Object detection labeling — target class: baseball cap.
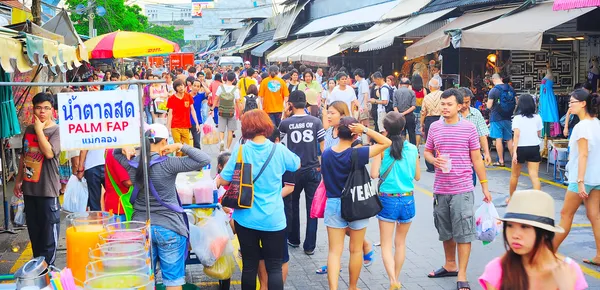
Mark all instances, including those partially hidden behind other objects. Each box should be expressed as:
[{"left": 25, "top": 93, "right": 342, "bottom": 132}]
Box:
[
  {"left": 288, "top": 90, "right": 306, "bottom": 104},
  {"left": 146, "top": 123, "right": 169, "bottom": 140},
  {"left": 244, "top": 61, "right": 251, "bottom": 65}
]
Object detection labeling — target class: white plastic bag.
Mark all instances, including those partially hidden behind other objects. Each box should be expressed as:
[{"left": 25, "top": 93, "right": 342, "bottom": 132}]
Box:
[
  {"left": 475, "top": 202, "right": 502, "bottom": 245},
  {"left": 189, "top": 208, "right": 231, "bottom": 267},
  {"left": 11, "top": 195, "right": 25, "bottom": 226},
  {"left": 63, "top": 175, "right": 89, "bottom": 213}
]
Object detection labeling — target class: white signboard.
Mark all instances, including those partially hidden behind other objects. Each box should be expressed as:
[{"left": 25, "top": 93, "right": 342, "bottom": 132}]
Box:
[{"left": 57, "top": 90, "right": 141, "bottom": 150}]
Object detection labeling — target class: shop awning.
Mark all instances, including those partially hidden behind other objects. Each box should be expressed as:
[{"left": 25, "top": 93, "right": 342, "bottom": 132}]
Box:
[
  {"left": 274, "top": 2, "right": 309, "bottom": 41},
  {"left": 266, "top": 41, "right": 294, "bottom": 62},
  {"left": 288, "top": 28, "right": 342, "bottom": 62},
  {"left": 0, "top": 34, "right": 32, "bottom": 73},
  {"left": 297, "top": 31, "right": 364, "bottom": 66},
  {"left": 406, "top": 7, "right": 515, "bottom": 59},
  {"left": 235, "top": 41, "right": 264, "bottom": 54},
  {"left": 295, "top": 1, "right": 399, "bottom": 35},
  {"left": 553, "top": 0, "right": 600, "bottom": 11},
  {"left": 236, "top": 22, "right": 258, "bottom": 46},
  {"left": 340, "top": 21, "right": 406, "bottom": 50},
  {"left": 251, "top": 40, "right": 276, "bottom": 57},
  {"left": 381, "top": 0, "right": 431, "bottom": 21},
  {"left": 269, "top": 37, "right": 324, "bottom": 62},
  {"left": 459, "top": 2, "right": 596, "bottom": 51},
  {"left": 359, "top": 8, "right": 455, "bottom": 52}
]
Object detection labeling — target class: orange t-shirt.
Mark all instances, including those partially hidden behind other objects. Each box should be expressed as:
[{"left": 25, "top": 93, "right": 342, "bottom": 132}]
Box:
[
  {"left": 167, "top": 93, "right": 194, "bottom": 129},
  {"left": 258, "top": 76, "right": 289, "bottom": 113}
]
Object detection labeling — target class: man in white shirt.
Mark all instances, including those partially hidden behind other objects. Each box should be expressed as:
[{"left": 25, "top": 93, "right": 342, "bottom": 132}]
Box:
[
  {"left": 76, "top": 149, "right": 105, "bottom": 211},
  {"left": 216, "top": 72, "right": 241, "bottom": 151},
  {"left": 327, "top": 72, "right": 358, "bottom": 116},
  {"left": 354, "top": 69, "right": 370, "bottom": 127},
  {"left": 316, "top": 68, "right": 324, "bottom": 85},
  {"left": 369, "top": 72, "right": 391, "bottom": 133}
]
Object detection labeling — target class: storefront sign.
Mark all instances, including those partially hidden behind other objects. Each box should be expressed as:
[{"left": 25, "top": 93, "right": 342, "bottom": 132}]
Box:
[
  {"left": 57, "top": 90, "right": 141, "bottom": 150},
  {"left": 192, "top": 0, "right": 214, "bottom": 18}
]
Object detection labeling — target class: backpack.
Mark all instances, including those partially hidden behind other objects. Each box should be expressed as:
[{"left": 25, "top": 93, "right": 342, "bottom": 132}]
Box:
[
  {"left": 379, "top": 85, "right": 395, "bottom": 113},
  {"left": 494, "top": 84, "right": 516, "bottom": 118},
  {"left": 244, "top": 94, "right": 259, "bottom": 113},
  {"left": 218, "top": 85, "right": 236, "bottom": 118}
]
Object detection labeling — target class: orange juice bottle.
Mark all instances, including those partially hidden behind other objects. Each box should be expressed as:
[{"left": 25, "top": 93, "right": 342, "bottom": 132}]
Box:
[{"left": 66, "top": 212, "right": 113, "bottom": 285}]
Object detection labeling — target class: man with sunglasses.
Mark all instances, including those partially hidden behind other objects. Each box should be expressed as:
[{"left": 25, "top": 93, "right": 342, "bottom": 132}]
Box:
[{"left": 14, "top": 92, "right": 61, "bottom": 265}]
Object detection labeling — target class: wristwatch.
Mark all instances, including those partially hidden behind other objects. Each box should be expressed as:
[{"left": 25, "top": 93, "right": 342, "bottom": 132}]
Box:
[
  {"left": 577, "top": 179, "right": 584, "bottom": 184},
  {"left": 363, "top": 127, "right": 368, "bottom": 134}
]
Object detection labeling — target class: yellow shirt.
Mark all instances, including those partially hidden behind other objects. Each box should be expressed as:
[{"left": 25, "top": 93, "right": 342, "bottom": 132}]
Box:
[{"left": 238, "top": 77, "right": 258, "bottom": 101}]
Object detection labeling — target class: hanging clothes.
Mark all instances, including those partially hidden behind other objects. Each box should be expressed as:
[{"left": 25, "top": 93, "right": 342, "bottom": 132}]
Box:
[{"left": 539, "top": 78, "right": 559, "bottom": 123}]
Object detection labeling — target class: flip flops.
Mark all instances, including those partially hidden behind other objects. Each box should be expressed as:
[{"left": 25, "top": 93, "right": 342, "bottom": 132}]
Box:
[
  {"left": 457, "top": 281, "right": 470, "bottom": 290},
  {"left": 363, "top": 248, "right": 375, "bottom": 267},
  {"left": 583, "top": 258, "right": 600, "bottom": 266},
  {"left": 427, "top": 267, "right": 459, "bottom": 278},
  {"left": 315, "top": 266, "right": 341, "bottom": 275}
]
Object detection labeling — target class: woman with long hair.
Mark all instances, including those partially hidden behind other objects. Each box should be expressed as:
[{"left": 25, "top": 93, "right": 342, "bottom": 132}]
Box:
[
  {"left": 508, "top": 94, "right": 543, "bottom": 202},
  {"left": 370, "top": 112, "right": 420, "bottom": 290},
  {"left": 288, "top": 69, "right": 301, "bottom": 93},
  {"left": 217, "top": 110, "right": 300, "bottom": 290},
  {"left": 114, "top": 123, "right": 210, "bottom": 290},
  {"left": 479, "top": 190, "right": 587, "bottom": 290},
  {"left": 321, "top": 117, "right": 391, "bottom": 290},
  {"left": 322, "top": 78, "right": 336, "bottom": 107},
  {"left": 553, "top": 89, "right": 600, "bottom": 266},
  {"left": 411, "top": 74, "right": 426, "bottom": 145}
]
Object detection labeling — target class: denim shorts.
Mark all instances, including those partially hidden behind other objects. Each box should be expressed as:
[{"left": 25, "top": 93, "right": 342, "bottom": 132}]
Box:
[
  {"left": 151, "top": 225, "right": 187, "bottom": 287},
  {"left": 376, "top": 195, "right": 416, "bottom": 223},
  {"left": 324, "top": 198, "right": 370, "bottom": 230},
  {"left": 490, "top": 120, "right": 513, "bottom": 141},
  {"left": 567, "top": 183, "right": 600, "bottom": 193}
]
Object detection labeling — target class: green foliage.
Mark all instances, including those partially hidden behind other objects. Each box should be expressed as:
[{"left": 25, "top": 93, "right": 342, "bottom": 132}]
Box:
[{"left": 65, "top": 0, "right": 184, "bottom": 48}]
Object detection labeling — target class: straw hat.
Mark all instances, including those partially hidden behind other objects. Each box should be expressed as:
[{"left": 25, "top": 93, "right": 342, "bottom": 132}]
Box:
[
  {"left": 498, "top": 190, "right": 564, "bottom": 233},
  {"left": 304, "top": 89, "right": 318, "bottom": 106}
]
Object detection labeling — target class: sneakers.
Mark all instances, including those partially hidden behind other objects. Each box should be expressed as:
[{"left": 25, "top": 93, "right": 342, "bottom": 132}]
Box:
[
  {"left": 287, "top": 241, "right": 300, "bottom": 248},
  {"left": 304, "top": 249, "right": 315, "bottom": 255}
]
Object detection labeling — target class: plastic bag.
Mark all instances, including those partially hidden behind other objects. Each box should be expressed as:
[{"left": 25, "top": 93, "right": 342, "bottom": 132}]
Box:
[
  {"left": 475, "top": 202, "right": 502, "bottom": 245},
  {"left": 201, "top": 118, "right": 220, "bottom": 145},
  {"left": 63, "top": 175, "right": 89, "bottom": 213},
  {"left": 310, "top": 180, "right": 326, "bottom": 219},
  {"left": 11, "top": 195, "right": 25, "bottom": 226},
  {"left": 201, "top": 100, "right": 210, "bottom": 124},
  {"left": 203, "top": 254, "right": 235, "bottom": 280},
  {"left": 189, "top": 209, "right": 231, "bottom": 266}
]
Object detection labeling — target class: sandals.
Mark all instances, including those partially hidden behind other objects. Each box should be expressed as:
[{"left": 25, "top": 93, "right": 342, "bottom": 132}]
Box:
[
  {"left": 315, "top": 265, "right": 342, "bottom": 275},
  {"left": 457, "top": 281, "right": 470, "bottom": 290},
  {"left": 492, "top": 162, "right": 505, "bottom": 167},
  {"left": 428, "top": 267, "right": 458, "bottom": 278},
  {"left": 363, "top": 247, "right": 375, "bottom": 267},
  {"left": 583, "top": 258, "right": 600, "bottom": 266}
]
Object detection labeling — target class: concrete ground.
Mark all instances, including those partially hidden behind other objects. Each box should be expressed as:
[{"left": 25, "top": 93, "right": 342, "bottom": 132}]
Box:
[{"left": 1, "top": 142, "right": 600, "bottom": 289}]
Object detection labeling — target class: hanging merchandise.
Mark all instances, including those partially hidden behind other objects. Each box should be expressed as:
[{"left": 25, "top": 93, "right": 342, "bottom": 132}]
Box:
[{"left": 539, "top": 78, "right": 559, "bottom": 123}]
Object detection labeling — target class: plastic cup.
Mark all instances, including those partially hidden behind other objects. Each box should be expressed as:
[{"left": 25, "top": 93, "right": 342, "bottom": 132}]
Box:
[
  {"left": 89, "top": 241, "right": 148, "bottom": 261},
  {"left": 440, "top": 153, "right": 452, "bottom": 173},
  {"left": 98, "top": 230, "right": 147, "bottom": 245},
  {"left": 84, "top": 273, "right": 153, "bottom": 289},
  {"left": 85, "top": 258, "right": 150, "bottom": 279}
]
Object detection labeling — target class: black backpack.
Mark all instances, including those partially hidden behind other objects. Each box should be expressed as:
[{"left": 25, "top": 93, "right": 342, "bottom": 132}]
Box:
[
  {"left": 379, "top": 85, "right": 395, "bottom": 113},
  {"left": 244, "top": 94, "right": 259, "bottom": 113}
]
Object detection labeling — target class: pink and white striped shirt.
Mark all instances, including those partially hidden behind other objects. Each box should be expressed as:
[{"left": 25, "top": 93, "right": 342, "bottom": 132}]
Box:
[{"left": 425, "top": 119, "right": 480, "bottom": 195}]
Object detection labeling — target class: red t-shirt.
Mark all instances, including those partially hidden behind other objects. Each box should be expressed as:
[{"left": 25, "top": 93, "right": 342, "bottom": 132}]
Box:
[
  {"left": 167, "top": 93, "right": 194, "bottom": 129},
  {"left": 104, "top": 149, "right": 131, "bottom": 216}
]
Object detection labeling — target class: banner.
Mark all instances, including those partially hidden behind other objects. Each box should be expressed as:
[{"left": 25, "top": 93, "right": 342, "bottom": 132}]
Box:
[
  {"left": 58, "top": 90, "right": 141, "bottom": 150},
  {"left": 192, "top": 0, "right": 214, "bottom": 18}
]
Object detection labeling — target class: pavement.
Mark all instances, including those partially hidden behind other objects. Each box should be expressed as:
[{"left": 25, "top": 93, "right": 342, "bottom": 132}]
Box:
[{"left": 1, "top": 142, "right": 600, "bottom": 289}]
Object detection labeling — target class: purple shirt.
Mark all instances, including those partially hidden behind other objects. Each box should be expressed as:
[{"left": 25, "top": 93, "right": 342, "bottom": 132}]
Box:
[{"left": 425, "top": 119, "right": 480, "bottom": 194}]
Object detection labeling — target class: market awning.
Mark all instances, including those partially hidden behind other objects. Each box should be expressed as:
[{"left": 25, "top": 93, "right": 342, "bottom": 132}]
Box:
[
  {"left": 381, "top": 0, "right": 430, "bottom": 21},
  {"left": 236, "top": 22, "right": 258, "bottom": 46},
  {"left": 295, "top": 1, "right": 399, "bottom": 35},
  {"left": 269, "top": 37, "right": 324, "bottom": 62},
  {"left": 554, "top": 0, "right": 600, "bottom": 11},
  {"left": 235, "top": 41, "right": 264, "bottom": 54},
  {"left": 266, "top": 41, "right": 294, "bottom": 62},
  {"left": 251, "top": 40, "right": 276, "bottom": 57},
  {"left": 340, "top": 21, "right": 405, "bottom": 50},
  {"left": 296, "top": 31, "right": 364, "bottom": 66},
  {"left": 273, "top": 2, "right": 309, "bottom": 41},
  {"left": 288, "top": 28, "right": 342, "bottom": 62},
  {"left": 359, "top": 8, "right": 455, "bottom": 52},
  {"left": 0, "top": 34, "right": 32, "bottom": 73},
  {"left": 459, "top": 2, "right": 596, "bottom": 51},
  {"left": 406, "top": 7, "right": 515, "bottom": 59}
]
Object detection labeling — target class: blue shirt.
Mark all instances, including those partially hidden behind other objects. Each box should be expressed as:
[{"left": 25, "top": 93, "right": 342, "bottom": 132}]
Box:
[
  {"left": 191, "top": 92, "right": 206, "bottom": 125},
  {"left": 379, "top": 141, "right": 418, "bottom": 194},
  {"left": 220, "top": 140, "right": 300, "bottom": 231},
  {"left": 322, "top": 147, "right": 370, "bottom": 198}
]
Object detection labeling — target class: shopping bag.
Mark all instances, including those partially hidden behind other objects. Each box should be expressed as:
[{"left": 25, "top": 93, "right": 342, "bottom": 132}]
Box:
[
  {"left": 310, "top": 180, "right": 326, "bottom": 219},
  {"left": 201, "top": 118, "right": 220, "bottom": 145},
  {"left": 63, "top": 175, "right": 89, "bottom": 213},
  {"left": 189, "top": 209, "right": 231, "bottom": 267},
  {"left": 341, "top": 149, "right": 382, "bottom": 222},
  {"left": 475, "top": 202, "right": 502, "bottom": 245},
  {"left": 11, "top": 195, "right": 25, "bottom": 226},
  {"left": 203, "top": 253, "right": 235, "bottom": 280}
]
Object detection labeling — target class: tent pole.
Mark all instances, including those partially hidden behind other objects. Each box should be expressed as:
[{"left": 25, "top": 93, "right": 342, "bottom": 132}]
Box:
[
  {"left": 137, "top": 83, "right": 154, "bottom": 271},
  {"left": 0, "top": 139, "right": 17, "bottom": 235}
]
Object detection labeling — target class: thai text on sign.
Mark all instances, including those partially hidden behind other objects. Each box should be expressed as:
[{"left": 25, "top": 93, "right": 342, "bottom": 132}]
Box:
[{"left": 57, "top": 90, "right": 141, "bottom": 150}]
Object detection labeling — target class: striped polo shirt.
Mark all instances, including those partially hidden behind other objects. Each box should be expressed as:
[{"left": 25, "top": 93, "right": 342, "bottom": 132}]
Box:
[{"left": 425, "top": 119, "right": 481, "bottom": 195}]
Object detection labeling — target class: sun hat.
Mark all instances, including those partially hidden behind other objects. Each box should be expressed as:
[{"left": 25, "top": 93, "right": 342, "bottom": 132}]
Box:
[
  {"left": 498, "top": 190, "right": 564, "bottom": 233},
  {"left": 146, "top": 123, "right": 169, "bottom": 140},
  {"left": 304, "top": 89, "right": 318, "bottom": 105}
]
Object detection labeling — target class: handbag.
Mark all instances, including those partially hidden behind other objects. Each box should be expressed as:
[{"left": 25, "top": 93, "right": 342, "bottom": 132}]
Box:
[
  {"left": 341, "top": 149, "right": 382, "bottom": 222},
  {"left": 221, "top": 144, "right": 277, "bottom": 209},
  {"left": 310, "top": 180, "right": 326, "bottom": 219},
  {"left": 377, "top": 160, "right": 397, "bottom": 192}
]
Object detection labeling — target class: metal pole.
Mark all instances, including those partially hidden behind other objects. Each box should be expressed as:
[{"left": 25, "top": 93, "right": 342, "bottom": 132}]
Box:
[
  {"left": 0, "top": 139, "right": 17, "bottom": 234},
  {"left": 136, "top": 84, "right": 154, "bottom": 272},
  {"left": 0, "top": 80, "right": 164, "bottom": 87},
  {"left": 88, "top": 0, "right": 95, "bottom": 38}
]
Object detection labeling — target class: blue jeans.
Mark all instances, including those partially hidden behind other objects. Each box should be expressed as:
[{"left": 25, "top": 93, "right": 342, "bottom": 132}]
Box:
[
  {"left": 286, "top": 167, "right": 320, "bottom": 251},
  {"left": 84, "top": 165, "right": 105, "bottom": 211},
  {"left": 144, "top": 106, "right": 153, "bottom": 124},
  {"left": 151, "top": 225, "right": 187, "bottom": 287},
  {"left": 376, "top": 195, "right": 416, "bottom": 223}
]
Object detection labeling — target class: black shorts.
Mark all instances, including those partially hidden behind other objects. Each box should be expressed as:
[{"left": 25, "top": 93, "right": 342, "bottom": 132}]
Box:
[{"left": 516, "top": 145, "right": 541, "bottom": 163}]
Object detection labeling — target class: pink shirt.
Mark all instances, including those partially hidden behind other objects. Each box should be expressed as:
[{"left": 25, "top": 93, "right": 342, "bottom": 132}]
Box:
[
  {"left": 479, "top": 257, "right": 588, "bottom": 290},
  {"left": 425, "top": 119, "right": 480, "bottom": 194}
]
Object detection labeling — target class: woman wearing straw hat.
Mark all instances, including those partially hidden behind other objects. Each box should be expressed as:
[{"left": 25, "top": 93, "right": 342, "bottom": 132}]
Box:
[
  {"left": 479, "top": 190, "right": 588, "bottom": 290},
  {"left": 553, "top": 89, "right": 600, "bottom": 266}
]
